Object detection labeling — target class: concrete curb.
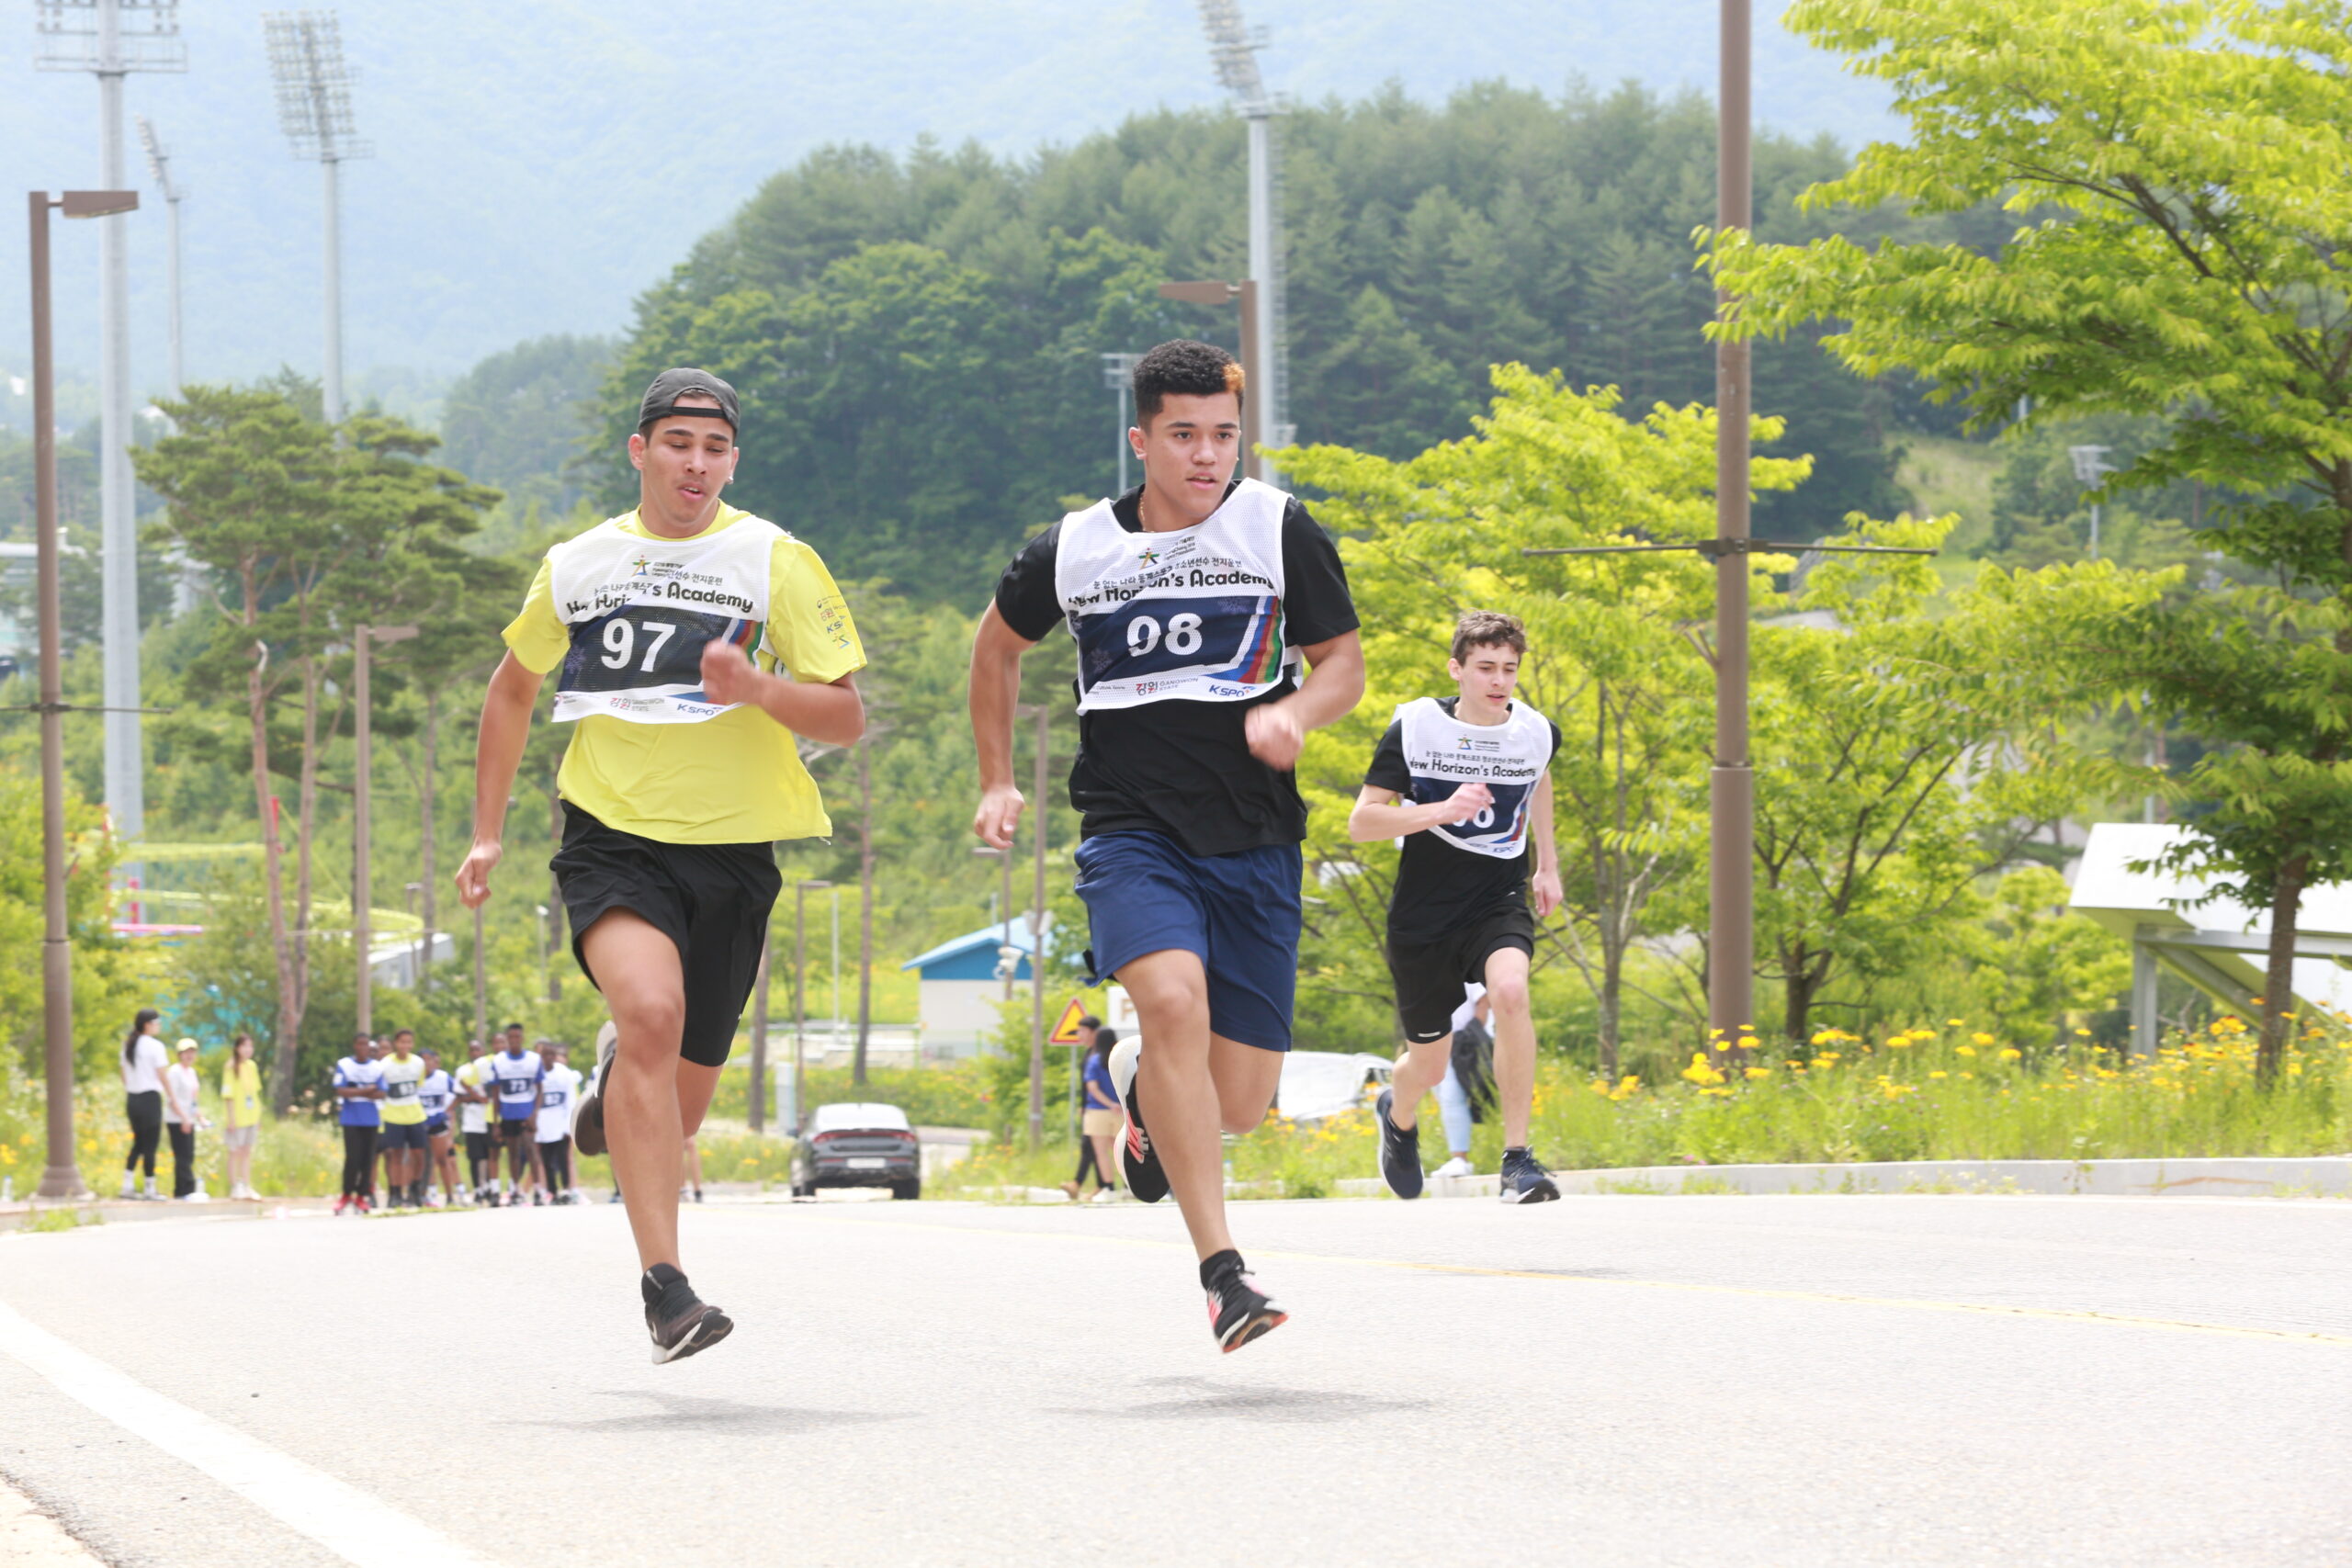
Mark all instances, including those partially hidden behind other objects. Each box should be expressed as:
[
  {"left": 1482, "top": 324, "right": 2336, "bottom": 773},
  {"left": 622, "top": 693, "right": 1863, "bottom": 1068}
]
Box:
[{"left": 1335, "top": 1156, "right": 2352, "bottom": 1200}]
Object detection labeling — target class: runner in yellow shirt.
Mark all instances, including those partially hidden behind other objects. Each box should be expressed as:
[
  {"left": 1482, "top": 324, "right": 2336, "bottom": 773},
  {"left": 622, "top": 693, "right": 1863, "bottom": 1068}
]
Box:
[{"left": 456, "top": 368, "right": 865, "bottom": 1362}]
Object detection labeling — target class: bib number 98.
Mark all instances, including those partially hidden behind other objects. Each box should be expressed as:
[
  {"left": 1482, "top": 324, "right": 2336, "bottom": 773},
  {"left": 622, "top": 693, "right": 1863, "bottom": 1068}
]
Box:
[{"left": 1125, "top": 612, "right": 1203, "bottom": 660}]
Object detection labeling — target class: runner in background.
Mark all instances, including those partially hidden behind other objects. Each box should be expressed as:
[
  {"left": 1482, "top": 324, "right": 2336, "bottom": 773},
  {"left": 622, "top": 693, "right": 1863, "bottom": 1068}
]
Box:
[
  {"left": 459, "top": 368, "right": 865, "bottom": 1360},
  {"left": 418, "top": 1048, "right": 460, "bottom": 1207},
  {"left": 1430, "top": 987, "right": 1491, "bottom": 1180},
  {"left": 376, "top": 1030, "right": 430, "bottom": 1209},
  {"left": 453, "top": 1039, "right": 495, "bottom": 1204},
  {"left": 332, "top": 1035, "right": 383, "bottom": 1215},
  {"left": 487, "top": 1028, "right": 546, "bottom": 1206},
  {"left": 1349, "top": 610, "right": 1563, "bottom": 1205},
  {"left": 537, "top": 1041, "right": 583, "bottom": 1204},
  {"left": 969, "top": 340, "right": 1363, "bottom": 1351}
]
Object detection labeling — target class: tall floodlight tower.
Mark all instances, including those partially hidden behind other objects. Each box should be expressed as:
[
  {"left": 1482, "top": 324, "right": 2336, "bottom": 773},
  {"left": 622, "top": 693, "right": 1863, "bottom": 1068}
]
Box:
[
  {"left": 1196, "top": 1, "right": 1290, "bottom": 481},
  {"left": 135, "top": 116, "right": 184, "bottom": 396},
  {"left": 37, "top": 0, "right": 185, "bottom": 851},
  {"left": 264, "top": 11, "right": 369, "bottom": 424}
]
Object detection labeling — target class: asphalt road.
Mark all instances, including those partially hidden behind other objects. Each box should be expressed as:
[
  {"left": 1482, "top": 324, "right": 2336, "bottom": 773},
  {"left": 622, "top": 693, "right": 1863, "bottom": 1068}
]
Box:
[{"left": 4, "top": 1193, "right": 2349, "bottom": 1568}]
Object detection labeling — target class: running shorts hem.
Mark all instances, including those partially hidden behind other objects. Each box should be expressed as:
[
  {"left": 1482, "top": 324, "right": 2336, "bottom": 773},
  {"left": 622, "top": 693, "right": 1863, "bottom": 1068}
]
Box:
[
  {"left": 552, "top": 803, "right": 780, "bottom": 1069},
  {"left": 1074, "top": 830, "right": 1301, "bottom": 1053},
  {"left": 376, "top": 1121, "right": 430, "bottom": 1153},
  {"left": 496, "top": 1116, "right": 534, "bottom": 1141},
  {"left": 1389, "top": 904, "right": 1535, "bottom": 1040}
]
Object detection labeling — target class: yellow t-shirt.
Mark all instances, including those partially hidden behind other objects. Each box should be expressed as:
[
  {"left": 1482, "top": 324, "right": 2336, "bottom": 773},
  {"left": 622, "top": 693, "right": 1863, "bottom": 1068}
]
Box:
[
  {"left": 503, "top": 505, "right": 865, "bottom": 844},
  {"left": 220, "top": 1058, "right": 262, "bottom": 1128}
]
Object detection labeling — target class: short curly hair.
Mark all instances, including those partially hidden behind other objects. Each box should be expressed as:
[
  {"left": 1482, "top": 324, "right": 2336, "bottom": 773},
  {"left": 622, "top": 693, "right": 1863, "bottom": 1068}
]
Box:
[
  {"left": 1133, "top": 338, "right": 1246, "bottom": 423},
  {"left": 1450, "top": 610, "right": 1527, "bottom": 663}
]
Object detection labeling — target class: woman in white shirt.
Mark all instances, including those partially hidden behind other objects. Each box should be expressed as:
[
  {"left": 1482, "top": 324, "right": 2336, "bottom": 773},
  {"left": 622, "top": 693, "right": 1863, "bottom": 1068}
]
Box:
[
  {"left": 164, "top": 1038, "right": 206, "bottom": 1201},
  {"left": 118, "top": 1009, "right": 168, "bottom": 1200}
]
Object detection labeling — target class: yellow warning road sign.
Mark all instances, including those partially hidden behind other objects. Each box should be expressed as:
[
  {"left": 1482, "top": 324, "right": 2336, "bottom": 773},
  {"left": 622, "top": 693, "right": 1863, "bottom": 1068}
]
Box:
[{"left": 1047, "top": 997, "right": 1091, "bottom": 1045}]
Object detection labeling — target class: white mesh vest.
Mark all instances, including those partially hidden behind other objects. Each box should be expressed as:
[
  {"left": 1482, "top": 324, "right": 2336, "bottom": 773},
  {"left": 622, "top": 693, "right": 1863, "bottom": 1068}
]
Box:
[
  {"left": 546, "top": 514, "right": 779, "bottom": 725},
  {"left": 1051, "top": 479, "right": 1296, "bottom": 713},
  {"left": 1395, "top": 696, "right": 1553, "bottom": 860}
]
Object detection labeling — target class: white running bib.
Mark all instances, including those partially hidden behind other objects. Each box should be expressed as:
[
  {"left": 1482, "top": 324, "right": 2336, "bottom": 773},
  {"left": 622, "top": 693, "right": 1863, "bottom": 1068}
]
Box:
[
  {"left": 1396, "top": 696, "right": 1554, "bottom": 860},
  {"left": 1052, "top": 479, "right": 1296, "bottom": 713},
  {"left": 547, "top": 514, "right": 781, "bottom": 726}
]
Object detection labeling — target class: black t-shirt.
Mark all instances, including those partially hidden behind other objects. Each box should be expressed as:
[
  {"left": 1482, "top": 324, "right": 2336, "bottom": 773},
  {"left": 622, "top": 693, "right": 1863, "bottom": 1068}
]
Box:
[
  {"left": 1363, "top": 697, "right": 1562, "bottom": 945},
  {"left": 993, "top": 483, "right": 1359, "bottom": 858}
]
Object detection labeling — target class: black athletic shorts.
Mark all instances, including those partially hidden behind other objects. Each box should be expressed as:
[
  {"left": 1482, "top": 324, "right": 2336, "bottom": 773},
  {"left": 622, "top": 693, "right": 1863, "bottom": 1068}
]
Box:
[
  {"left": 551, "top": 803, "right": 780, "bottom": 1069},
  {"left": 463, "top": 1130, "right": 492, "bottom": 1163},
  {"left": 497, "top": 1116, "right": 533, "bottom": 1141},
  {"left": 1388, "top": 903, "right": 1534, "bottom": 1042},
  {"left": 377, "top": 1121, "right": 429, "bottom": 1153}
]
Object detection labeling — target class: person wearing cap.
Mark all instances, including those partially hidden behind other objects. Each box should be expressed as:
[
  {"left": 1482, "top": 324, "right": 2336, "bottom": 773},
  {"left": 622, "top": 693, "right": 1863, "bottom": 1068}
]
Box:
[
  {"left": 163, "top": 1037, "right": 208, "bottom": 1201},
  {"left": 456, "top": 367, "right": 865, "bottom": 1361}
]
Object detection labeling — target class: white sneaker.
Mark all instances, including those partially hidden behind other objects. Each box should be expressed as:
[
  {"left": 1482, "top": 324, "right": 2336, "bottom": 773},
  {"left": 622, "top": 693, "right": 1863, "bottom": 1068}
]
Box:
[
  {"left": 1431, "top": 1156, "right": 1475, "bottom": 1180},
  {"left": 1089, "top": 1186, "right": 1119, "bottom": 1203}
]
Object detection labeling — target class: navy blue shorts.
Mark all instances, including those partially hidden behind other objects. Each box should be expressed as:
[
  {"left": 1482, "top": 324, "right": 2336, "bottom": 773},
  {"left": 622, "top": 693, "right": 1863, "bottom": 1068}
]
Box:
[{"left": 1073, "top": 831, "right": 1302, "bottom": 1052}]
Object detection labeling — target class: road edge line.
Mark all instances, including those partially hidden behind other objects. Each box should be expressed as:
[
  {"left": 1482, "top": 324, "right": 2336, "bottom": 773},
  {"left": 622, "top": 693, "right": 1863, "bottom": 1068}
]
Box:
[{"left": 0, "top": 1300, "right": 502, "bottom": 1568}]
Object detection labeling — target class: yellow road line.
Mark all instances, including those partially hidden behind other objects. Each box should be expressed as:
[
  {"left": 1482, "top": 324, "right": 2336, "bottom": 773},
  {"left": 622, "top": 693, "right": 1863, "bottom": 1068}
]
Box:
[{"left": 761, "top": 1209, "right": 2352, "bottom": 1348}]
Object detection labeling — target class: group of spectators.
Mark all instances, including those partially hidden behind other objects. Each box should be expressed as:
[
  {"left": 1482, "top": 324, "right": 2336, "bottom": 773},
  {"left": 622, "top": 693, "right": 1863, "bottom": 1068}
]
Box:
[
  {"left": 330, "top": 1022, "right": 589, "bottom": 1214},
  {"left": 117, "top": 1008, "right": 264, "bottom": 1201}
]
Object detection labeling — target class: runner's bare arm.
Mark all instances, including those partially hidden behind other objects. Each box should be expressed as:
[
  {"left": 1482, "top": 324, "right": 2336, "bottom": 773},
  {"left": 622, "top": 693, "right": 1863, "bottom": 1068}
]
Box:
[
  {"left": 1244, "top": 629, "right": 1365, "bottom": 770},
  {"left": 455, "top": 651, "right": 544, "bottom": 909},
  {"left": 696, "top": 643, "right": 864, "bottom": 747},
  {"left": 1345, "top": 781, "right": 1493, "bottom": 841},
  {"left": 968, "top": 602, "right": 1038, "bottom": 850},
  {"left": 1528, "top": 770, "right": 1562, "bottom": 919}
]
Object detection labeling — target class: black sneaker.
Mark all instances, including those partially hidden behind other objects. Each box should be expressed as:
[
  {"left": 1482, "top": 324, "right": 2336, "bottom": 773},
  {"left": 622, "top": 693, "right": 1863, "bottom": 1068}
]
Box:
[
  {"left": 1108, "top": 1036, "right": 1169, "bottom": 1204},
  {"left": 572, "top": 1029, "right": 619, "bottom": 1157},
  {"left": 1203, "top": 1254, "right": 1286, "bottom": 1354},
  {"left": 1498, "top": 1148, "right": 1561, "bottom": 1205},
  {"left": 1374, "top": 1089, "right": 1423, "bottom": 1201},
  {"left": 644, "top": 1269, "right": 733, "bottom": 1365}
]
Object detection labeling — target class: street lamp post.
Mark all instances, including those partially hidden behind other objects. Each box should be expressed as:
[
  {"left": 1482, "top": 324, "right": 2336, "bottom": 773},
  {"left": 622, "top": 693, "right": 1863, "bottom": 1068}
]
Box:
[
  {"left": 789, "top": 879, "right": 833, "bottom": 1136},
  {"left": 975, "top": 845, "right": 1014, "bottom": 1010},
  {"left": 351, "top": 621, "right": 415, "bottom": 1038},
  {"left": 1157, "top": 280, "right": 1263, "bottom": 481},
  {"left": 28, "top": 187, "right": 139, "bottom": 1201},
  {"left": 1029, "top": 703, "right": 1049, "bottom": 1153},
  {"left": 748, "top": 919, "right": 772, "bottom": 1134}
]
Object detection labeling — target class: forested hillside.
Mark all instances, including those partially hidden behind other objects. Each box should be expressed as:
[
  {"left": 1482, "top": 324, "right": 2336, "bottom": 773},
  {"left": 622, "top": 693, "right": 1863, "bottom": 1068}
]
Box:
[{"left": 592, "top": 83, "right": 2001, "bottom": 604}]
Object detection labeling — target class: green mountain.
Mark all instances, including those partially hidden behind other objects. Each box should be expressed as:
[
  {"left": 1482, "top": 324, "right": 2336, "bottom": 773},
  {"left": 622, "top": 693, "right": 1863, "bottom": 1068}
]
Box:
[{"left": 0, "top": 0, "right": 1890, "bottom": 414}]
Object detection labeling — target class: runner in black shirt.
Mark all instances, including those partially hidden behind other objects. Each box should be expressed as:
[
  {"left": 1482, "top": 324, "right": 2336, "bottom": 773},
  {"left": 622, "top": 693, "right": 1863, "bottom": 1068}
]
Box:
[
  {"left": 1350, "top": 611, "right": 1563, "bottom": 1203},
  {"left": 971, "top": 340, "right": 1363, "bottom": 1352}
]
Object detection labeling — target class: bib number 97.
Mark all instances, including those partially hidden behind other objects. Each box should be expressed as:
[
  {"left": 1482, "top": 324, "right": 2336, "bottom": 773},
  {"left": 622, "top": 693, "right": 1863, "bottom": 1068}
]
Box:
[
  {"left": 601, "top": 616, "right": 679, "bottom": 673},
  {"left": 1125, "top": 612, "right": 1203, "bottom": 660}
]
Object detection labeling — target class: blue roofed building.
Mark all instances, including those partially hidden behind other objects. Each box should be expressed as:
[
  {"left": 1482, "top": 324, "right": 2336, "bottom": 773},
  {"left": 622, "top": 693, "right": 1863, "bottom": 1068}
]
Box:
[{"left": 899, "top": 918, "right": 1051, "bottom": 1057}]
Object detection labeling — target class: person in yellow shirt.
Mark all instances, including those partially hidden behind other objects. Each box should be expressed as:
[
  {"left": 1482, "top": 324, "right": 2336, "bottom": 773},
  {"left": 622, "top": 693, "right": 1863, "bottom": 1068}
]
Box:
[
  {"left": 456, "top": 368, "right": 865, "bottom": 1363},
  {"left": 375, "top": 1029, "right": 430, "bottom": 1209},
  {"left": 220, "top": 1032, "right": 263, "bottom": 1200}
]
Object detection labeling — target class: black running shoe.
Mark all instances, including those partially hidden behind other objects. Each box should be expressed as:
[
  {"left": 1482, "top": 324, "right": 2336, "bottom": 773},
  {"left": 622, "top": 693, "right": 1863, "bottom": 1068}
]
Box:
[
  {"left": 572, "top": 1028, "right": 619, "bottom": 1157},
  {"left": 1203, "top": 1256, "right": 1286, "bottom": 1353},
  {"left": 1374, "top": 1089, "right": 1424, "bottom": 1200},
  {"left": 644, "top": 1270, "right": 733, "bottom": 1365},
  {"left": 1109, "top": 1036, "right": 1169, "bottom": 1204},
  {"left": 1498, "top": 1148, "right": 1561, "bottom": 1205}
]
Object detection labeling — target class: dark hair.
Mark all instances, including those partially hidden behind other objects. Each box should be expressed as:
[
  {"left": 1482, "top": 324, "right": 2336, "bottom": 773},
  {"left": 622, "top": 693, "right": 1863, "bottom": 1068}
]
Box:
[
  {"left": 1089, "top": 1025, "right": 1119, "bottom": 1061},
  {"left": 1451, "top": 610, "right": 1528, "bottom": 663},
  {"left": 1078, "top": 1015, "right": 1102, "bottom": 1031},
  {"left": 504, "top": 1021, "right": 525, "bottom": 1033},
  {"left": 122, "top": 1008, "right": 160, "bottom": 1066},
  {"left": 231, "top": 1032, "right": 255, "bottom": 1062},
  {"left": 1133, "top": 339, "right": 1244, "bottom": 424},
  {"left": 390, "top": 1028, "right": 414, "bottom": 1043}
]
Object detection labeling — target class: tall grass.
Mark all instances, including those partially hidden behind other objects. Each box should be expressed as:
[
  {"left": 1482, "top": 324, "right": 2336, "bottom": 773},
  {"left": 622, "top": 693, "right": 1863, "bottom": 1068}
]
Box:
[{"left": 933, "top": 1015, "right": 2352, "bottom": 1197}]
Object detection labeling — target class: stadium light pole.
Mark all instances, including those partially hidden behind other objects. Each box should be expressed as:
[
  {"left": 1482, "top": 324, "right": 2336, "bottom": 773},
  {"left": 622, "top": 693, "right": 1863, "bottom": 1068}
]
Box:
[
  {"left": 1195, "top": 1, "right": 1290, "bottom": 479},
  {"left": 975, "top": 845, "right": 1014, "bottom": 1008},
  {"left": 749, "top": 918, "right": 773, "bottom": 1134},
  {"left": 133, "top": 116, "right": 182, "bottom": 397},
  {"left": 29, "top": 187, "right": 140, "bottom": 1201},
  {"left": 1100, "top": 352, "right": 1141, "bottom": 494},
  {"left": 2068, "top": 444, "right": 2115, "bottom": 561},
  {"left": 1029, "top": 702, "right": 1050, "bottom": 1154},
  {"left": 37, "top": 1, "right": 184, "bottom": 868},
  {"left": 1158, "top": 280, "right": 1261, "bottom": 481},
  {"left": 264, "top": 10, "right": 369, "bottom": 425},
  {"left": 350, "top": 621, "right": 414, "bottom": 1038}
]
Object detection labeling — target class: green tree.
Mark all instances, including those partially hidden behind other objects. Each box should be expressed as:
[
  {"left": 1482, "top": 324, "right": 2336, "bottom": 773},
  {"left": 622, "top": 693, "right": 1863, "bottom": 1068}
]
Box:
[
  {"left": 1713, "top": 0, "right": 2352, "bottom": 1078},
  {"left": 438, "top": 333, "right": 613, "bottom": 513}
]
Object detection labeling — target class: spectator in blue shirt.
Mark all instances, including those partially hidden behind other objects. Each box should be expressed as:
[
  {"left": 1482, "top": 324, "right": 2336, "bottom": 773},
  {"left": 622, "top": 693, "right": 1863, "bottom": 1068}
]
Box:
[
  {"left": 1065, "top": 1020, "right": 1120, "bottom": 1202},
  {"left": 332, "top": 1034, "right": 384, "bottom": 1214}
]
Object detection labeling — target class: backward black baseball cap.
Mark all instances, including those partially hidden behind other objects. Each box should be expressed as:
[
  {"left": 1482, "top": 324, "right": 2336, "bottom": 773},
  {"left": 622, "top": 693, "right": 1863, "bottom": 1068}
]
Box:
[{"left": 637, "top": 368, "right": 741, "bottom": 436}]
